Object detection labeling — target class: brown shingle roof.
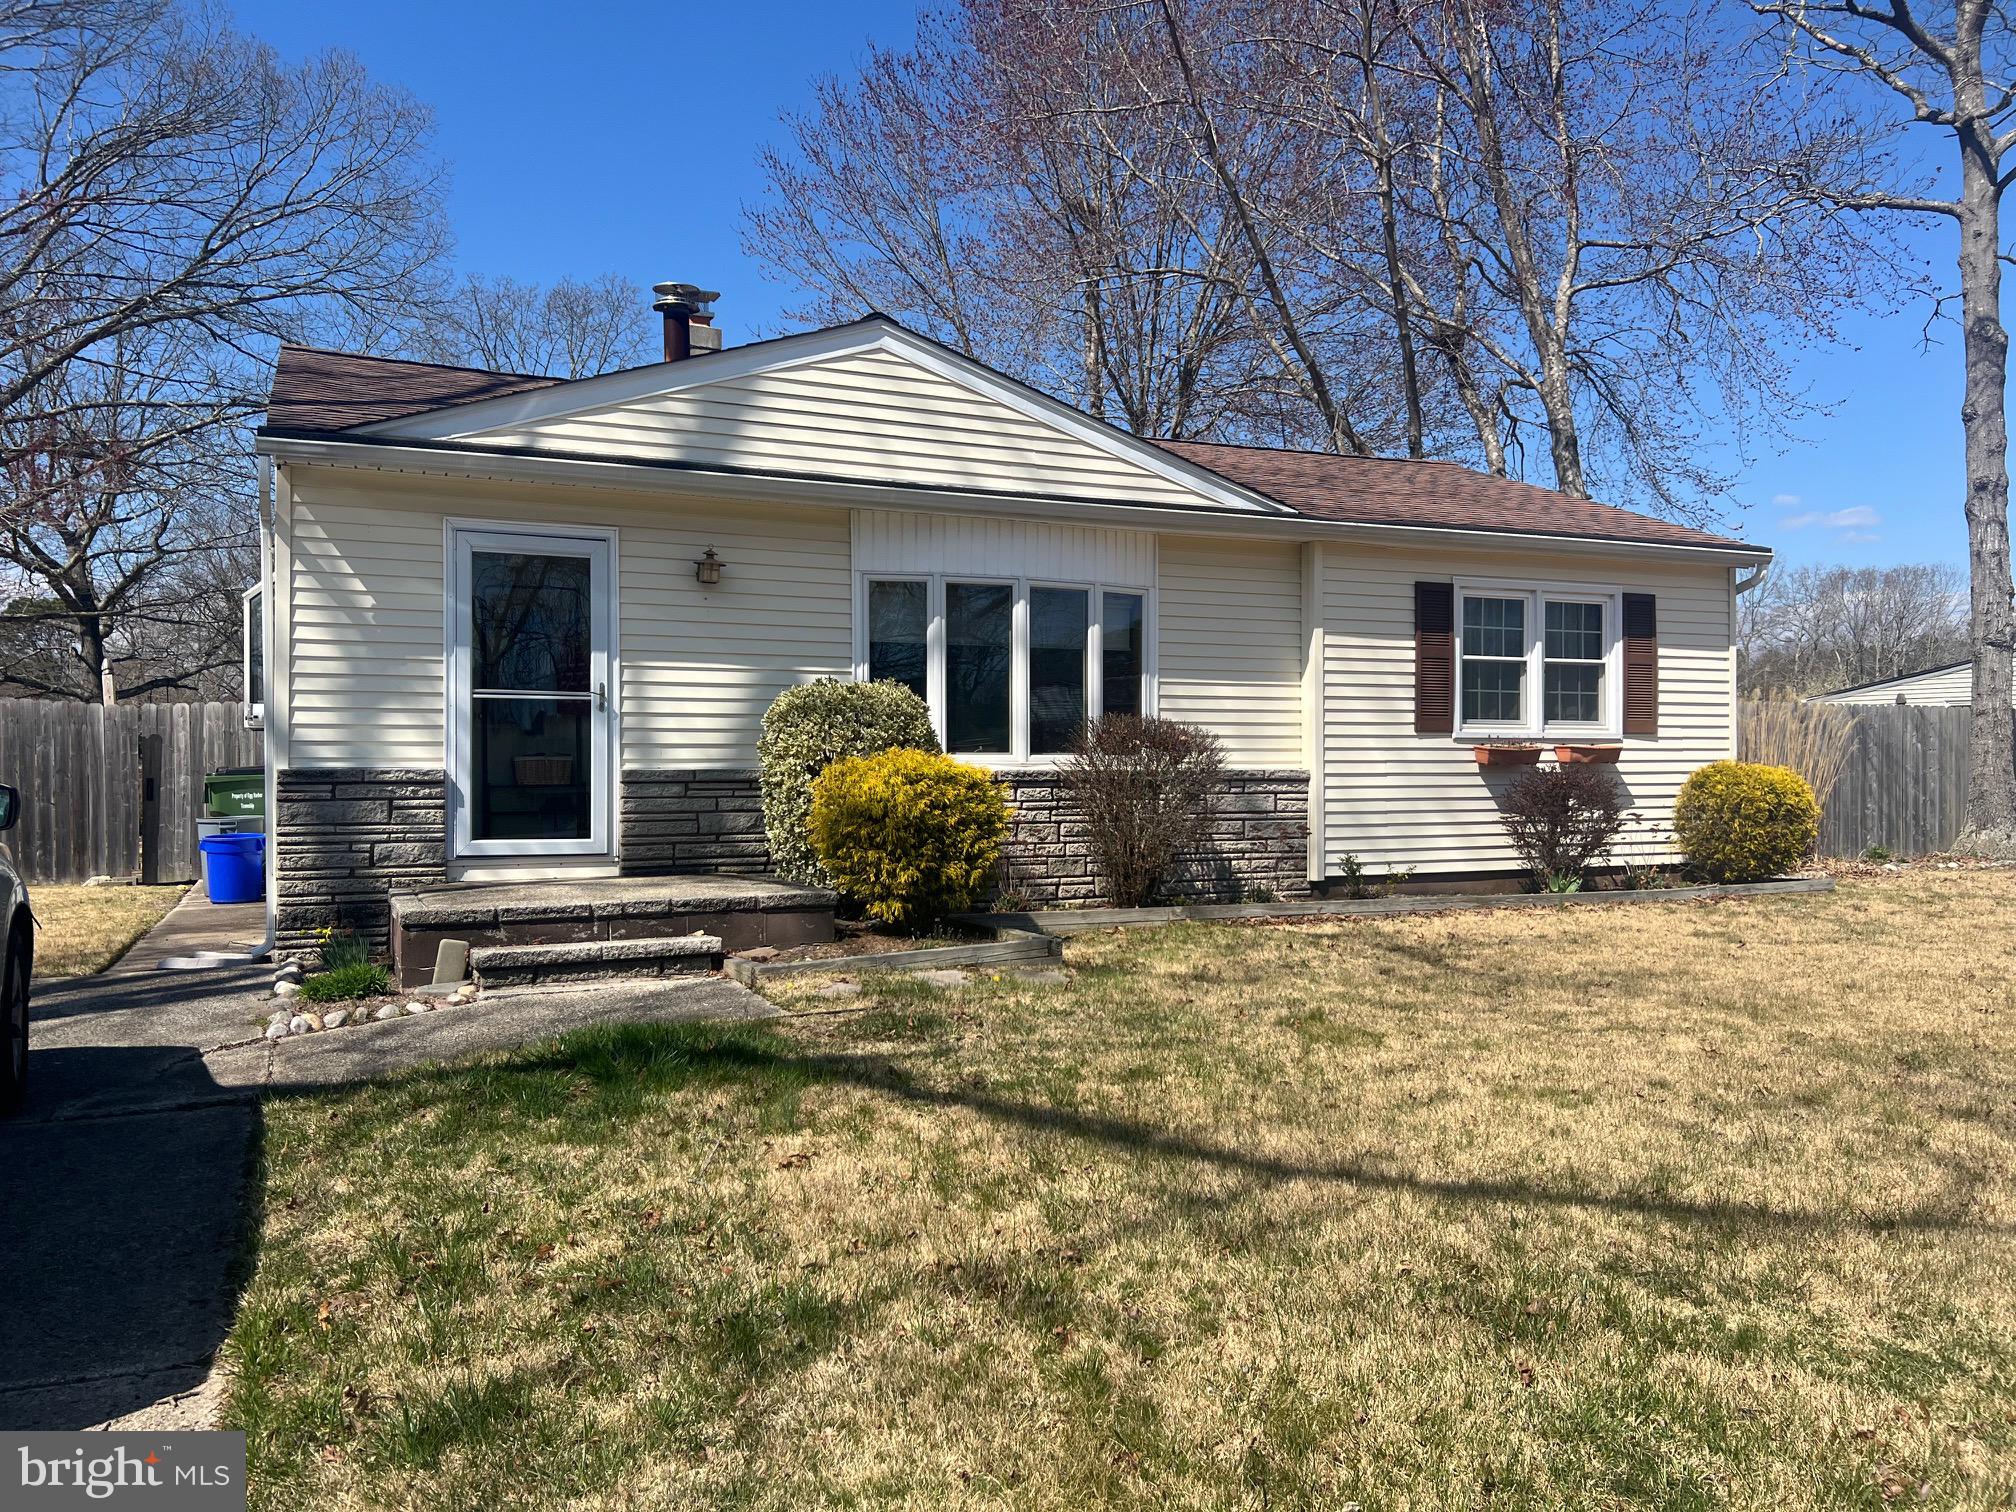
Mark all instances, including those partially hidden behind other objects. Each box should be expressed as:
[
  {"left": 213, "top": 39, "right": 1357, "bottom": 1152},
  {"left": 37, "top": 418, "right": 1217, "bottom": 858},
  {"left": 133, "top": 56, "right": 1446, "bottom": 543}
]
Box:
[
  {"left": 1156, "top": 439, "right": 1759, "bottom": 553},
  {"left": 266, "top": 345, "right": 562, "bottom": 432}
]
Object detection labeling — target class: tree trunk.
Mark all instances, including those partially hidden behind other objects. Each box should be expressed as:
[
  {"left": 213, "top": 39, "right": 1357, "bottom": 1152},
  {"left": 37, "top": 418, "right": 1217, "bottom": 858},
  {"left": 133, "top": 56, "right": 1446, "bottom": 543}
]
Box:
[{"left": 1953, "top": 100, "right": 2016, "bottom": 851}]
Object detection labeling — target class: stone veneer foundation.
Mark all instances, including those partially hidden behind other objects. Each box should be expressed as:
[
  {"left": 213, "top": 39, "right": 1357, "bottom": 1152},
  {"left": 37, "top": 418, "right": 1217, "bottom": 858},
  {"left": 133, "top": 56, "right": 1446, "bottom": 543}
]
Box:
[
  {"left": 619, "top": 769, "right": 769, "bottom": 874},
  {"left": 996, "top": 769, "right": 1311, "bottom": 907},
  {"left": 275, "top": 768, "right": 448, "bottom": 956},
  {"left": 274, "top": 765, "right": 1311, "bottom": 954}
]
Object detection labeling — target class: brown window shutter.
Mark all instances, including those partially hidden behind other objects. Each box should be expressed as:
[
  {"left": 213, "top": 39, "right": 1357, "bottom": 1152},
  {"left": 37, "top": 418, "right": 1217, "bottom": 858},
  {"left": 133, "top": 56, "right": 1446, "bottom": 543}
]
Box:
[
  {"left": 1414, "top": 581, "right": 1455, "bottom": 734},
  {"left": 1622, "top": 592, "right": 1658, "bottom": 735}
]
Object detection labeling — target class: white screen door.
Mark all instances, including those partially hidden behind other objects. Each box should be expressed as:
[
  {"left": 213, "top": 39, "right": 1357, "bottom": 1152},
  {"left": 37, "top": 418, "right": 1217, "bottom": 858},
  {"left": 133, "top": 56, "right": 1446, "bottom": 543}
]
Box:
[{"left": 447, "top": 526, "right": 613, "bottom": 858}]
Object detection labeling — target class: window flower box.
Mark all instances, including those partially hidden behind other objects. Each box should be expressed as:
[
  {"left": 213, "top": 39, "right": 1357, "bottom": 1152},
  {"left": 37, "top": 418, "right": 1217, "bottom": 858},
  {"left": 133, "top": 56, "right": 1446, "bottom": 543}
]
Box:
[
  {"left": 1554, "top": 743, "right": 1622, "bottom": 765},
  {"left": 1473, "top": 743, "right": 1543, "bottom": 767}
]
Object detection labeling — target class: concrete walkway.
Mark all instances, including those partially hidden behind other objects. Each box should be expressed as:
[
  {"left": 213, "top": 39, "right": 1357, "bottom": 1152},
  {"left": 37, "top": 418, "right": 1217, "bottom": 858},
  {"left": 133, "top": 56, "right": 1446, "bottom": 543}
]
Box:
[{"left": 0, "top": 892, "right": 776, "bottom": 1431}]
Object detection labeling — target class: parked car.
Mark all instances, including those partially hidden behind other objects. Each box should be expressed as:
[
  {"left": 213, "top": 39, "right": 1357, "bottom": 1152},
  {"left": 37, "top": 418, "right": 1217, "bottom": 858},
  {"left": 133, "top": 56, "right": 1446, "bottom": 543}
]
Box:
[{"left": 0, "top": 785, "right": 29, "bottom": 1115}]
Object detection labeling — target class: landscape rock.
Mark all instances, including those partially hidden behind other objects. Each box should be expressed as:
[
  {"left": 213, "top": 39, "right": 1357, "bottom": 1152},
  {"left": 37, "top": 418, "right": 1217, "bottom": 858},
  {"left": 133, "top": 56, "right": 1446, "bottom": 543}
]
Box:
[
  {"left": 288, "top": 1015, "right": 311, "bottom": 1036},
  {"left": 264, "top": 1019, "right": 289, "bottom": 1042},
  {"left": 323, "top": 1009, "right": 349, "bottom": 1029},
  {"left": 372, "top": 1004, "right": 402, "bottom": 1022},
  {"left": 915, "top": 969, "right": 969, "bottom": 989},
  {"left": 274, "top": 962, "right": 305, "bottom": 982},
  {"left": 738, "top": 947, "right": 782, "bottom": 963},
  {"left": 814, "top": 980, "right": 862, "bottom": 1000},
  {"left": 300, "top": 1011, "right": 324, "bottom": 1032},
  {"left": 273, "top": 980, "right": 301, "bottom": 999},
  {"left": 404, "top": 1000, "right": 432, "bottom": 1015}
]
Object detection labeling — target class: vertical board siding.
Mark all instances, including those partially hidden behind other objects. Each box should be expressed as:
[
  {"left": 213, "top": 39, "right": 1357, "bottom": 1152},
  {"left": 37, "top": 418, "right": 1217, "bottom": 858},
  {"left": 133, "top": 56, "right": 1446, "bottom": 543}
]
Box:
[
  {"left": 1157, "top": 535, "right": 1305, "bottom": 766},
  {"left": 1320, "top": 545, "right": 1737, "bottom": 875},
  {"left": 0, "top": 701, "right": 261, "bottom": 883},
  {"left": 467, "top": 347, "right": 1213, "bottom": 508},
  {"left": 287, "top": 469, "right": 853, "bottom": 771}
]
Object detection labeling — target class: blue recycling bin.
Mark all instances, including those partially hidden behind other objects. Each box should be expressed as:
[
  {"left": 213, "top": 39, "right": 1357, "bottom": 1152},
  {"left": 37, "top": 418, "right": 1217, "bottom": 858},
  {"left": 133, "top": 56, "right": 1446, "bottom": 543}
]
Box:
[{"left": 199, "top": 831, "right": 265, "bottom": 904}]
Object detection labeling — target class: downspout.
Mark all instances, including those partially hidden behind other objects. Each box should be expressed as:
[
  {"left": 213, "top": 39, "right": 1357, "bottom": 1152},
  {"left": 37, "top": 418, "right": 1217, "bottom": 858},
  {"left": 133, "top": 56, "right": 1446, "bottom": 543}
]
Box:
[
  {"left": 1731, "top": 560, "right": 1769, "bottom": 760},
  {"left": 259, "top": 455, "right": 276, "bottom": 957}
]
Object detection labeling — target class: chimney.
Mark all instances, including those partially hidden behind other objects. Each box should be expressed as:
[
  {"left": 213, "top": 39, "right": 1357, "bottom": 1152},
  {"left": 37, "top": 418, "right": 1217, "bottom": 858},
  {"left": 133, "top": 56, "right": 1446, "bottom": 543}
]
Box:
[{"left": 652, "top": 281, "right": 722, "bottom": 362}]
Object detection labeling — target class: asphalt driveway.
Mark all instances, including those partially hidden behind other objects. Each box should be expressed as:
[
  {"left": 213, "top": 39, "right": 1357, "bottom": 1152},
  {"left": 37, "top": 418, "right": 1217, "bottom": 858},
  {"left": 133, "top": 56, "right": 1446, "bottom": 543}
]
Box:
[{"left": 0, "top": 892, "right": 776, "bottom": 1430}]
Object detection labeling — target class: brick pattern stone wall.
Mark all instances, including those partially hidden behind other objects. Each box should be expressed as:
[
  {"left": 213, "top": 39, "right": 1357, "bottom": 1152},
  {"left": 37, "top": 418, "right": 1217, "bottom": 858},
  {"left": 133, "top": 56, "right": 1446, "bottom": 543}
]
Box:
[
  {"left": 275, "top": 768, "right": 447, "bottom": 956},
  {"left": 998, "top": 769, "right": 1311, "bottom": 907},
  {"left": 620, "top": 769, "right": 769, "bottom": 875}
]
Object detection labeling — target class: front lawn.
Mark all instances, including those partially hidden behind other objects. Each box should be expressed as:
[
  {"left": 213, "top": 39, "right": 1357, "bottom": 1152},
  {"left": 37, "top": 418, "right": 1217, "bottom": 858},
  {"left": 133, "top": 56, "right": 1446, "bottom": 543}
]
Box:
[
  {"left": 226, "top": 873, "right": 2016, "bottom": 1509},
  {"left": 29, "top": 882, "right": 187, "bottom": 975}
]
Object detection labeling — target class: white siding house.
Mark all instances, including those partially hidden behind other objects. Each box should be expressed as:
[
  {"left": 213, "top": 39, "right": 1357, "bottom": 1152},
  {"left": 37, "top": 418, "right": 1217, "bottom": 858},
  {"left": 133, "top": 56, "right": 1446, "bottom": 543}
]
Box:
[
  {"left": 255, "top": 313, "right": 1768, "bottom": 950},
  {"left": 1812, "top": 662, "right": 1978, "bottom": 706}
]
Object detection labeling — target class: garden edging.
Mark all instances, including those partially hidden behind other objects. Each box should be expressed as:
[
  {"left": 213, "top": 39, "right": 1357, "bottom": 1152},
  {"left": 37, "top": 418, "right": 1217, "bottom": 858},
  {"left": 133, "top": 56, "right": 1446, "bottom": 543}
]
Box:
[
  {"left": 955, "top": 875, "right": 1836, "bottom": 937},
  {"left": 723, "top": 930, "right": 1061, "bottom": 983}
]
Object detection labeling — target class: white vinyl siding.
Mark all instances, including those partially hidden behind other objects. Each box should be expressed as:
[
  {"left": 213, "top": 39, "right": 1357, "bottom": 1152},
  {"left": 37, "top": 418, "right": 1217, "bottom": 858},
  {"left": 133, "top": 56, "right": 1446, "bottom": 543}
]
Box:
[
  {"left": 1319, "top": 544, "right": 1736, "bottom": 874},
  {"left": 1157, "top": 535, "right": 1305, "bottom": 767},
  {"left": 468, "top": 347, "right": 1211, "bottom": 509},
  {"left": 1814, "top": 663, "right": 1978, "bottom": 706},
  {"left": 285, "top": 469, "right": 851, "bottom": 770}
]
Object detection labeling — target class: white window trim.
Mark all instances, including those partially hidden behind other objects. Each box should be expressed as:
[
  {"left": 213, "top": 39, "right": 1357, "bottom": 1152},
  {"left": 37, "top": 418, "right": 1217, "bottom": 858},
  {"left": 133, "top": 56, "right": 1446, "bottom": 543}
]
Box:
[
  {"left": 443, "top": 519, "right": 621, "bottom": 861},
  {"left": 852, "top": 573, "right": 1156, "bottom": 767},
  {"left": 1453, "top": 577, "right": 1622, "bottom": 741},
  {"left": 241, "top": 583, "right": 264, "bottom": 730}
]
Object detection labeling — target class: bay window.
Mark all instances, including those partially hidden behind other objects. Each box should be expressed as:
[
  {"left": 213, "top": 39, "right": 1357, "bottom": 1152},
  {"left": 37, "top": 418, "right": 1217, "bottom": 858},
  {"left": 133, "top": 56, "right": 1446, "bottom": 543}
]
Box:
[
  {"left": 858, "top": 575, "right": 1150, "bottom": 760},
  {"left": 1455, "top": 581, "right": 1618, "bottom": 737}
]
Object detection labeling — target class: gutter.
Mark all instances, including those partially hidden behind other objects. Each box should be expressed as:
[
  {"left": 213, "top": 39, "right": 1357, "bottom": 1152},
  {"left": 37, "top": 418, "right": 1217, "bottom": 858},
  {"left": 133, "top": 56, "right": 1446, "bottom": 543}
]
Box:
[{"left": 252, "top": 431, "right": 1774, "bottom": 568}]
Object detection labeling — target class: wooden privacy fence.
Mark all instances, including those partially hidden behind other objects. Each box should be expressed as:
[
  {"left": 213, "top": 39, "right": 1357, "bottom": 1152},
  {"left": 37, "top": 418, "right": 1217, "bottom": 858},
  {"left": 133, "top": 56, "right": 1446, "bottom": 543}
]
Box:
[
  {"left": 1743, "top": 701, "right": 1972, "bottom": 858},
  {"left": 0, "top": 701, "right": 263, "bottom": 884}
]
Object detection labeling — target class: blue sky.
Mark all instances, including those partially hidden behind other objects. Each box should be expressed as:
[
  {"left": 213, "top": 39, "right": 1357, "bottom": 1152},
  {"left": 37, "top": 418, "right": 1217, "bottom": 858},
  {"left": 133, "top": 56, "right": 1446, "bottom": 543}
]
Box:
[{"left": 232, "top": 0, "right": 1975, "bottom": 573}]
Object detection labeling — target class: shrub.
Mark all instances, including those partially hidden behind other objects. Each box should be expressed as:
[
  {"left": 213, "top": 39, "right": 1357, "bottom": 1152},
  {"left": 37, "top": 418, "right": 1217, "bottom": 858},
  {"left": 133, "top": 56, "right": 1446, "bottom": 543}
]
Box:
[
  {"left": 806, "top": 749, "right": 1009, "bottom": 928},
  {"left": 1673, "top": 761, "right": 1819, "bottom": 882},
  {"left": 299, "top": 962, "right": 389, "bottom": 1002},
  {"left": 1060, "top": 715, "right": 1225, "bottom": 907},
  {"left": 1496, "top": 763, "right": 1630, "bottom": 890},
  {"left": 758, "top": 679, "right": 939, "bottom": 885}
]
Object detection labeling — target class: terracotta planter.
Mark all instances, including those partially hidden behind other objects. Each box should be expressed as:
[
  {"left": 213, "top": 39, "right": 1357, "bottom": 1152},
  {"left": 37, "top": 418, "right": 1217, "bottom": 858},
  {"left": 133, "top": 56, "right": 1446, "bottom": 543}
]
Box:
[
  {"left": 1474, "top": 744, "right": 1542, "bottom": 767},
  {"left": 1554, "top": 744, "right": 1621, "bottom": 765}
]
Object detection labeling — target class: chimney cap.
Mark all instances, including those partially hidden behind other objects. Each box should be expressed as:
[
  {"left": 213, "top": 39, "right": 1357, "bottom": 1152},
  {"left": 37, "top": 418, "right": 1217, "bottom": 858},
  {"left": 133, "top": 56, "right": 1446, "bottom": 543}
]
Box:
[{"left": 652, "top": 281, "right": 720, "bottom": 315}]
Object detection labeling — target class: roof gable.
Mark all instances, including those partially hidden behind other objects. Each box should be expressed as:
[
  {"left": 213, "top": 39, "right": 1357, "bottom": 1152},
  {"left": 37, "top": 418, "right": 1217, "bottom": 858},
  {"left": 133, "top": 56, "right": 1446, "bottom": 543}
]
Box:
[{"left": 354, "top": 320, "right": 1288, "bottom": 515}]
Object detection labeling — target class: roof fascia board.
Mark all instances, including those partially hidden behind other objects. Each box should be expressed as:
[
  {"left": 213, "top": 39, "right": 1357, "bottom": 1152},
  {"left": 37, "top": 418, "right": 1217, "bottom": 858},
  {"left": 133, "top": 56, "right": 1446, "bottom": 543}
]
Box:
[
  {"left": 357, "top": 318, "right": 1291, "bottom": 518},
  {"left": 256, "top": 432, "right": 1773, "bottom": 567}
]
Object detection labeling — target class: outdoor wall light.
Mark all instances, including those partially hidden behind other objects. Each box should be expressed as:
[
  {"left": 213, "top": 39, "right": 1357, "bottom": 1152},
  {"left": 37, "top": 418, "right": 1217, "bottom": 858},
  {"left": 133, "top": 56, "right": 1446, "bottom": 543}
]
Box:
[{"left": 694, "top": 547, "right": 723, "bottom": 586}]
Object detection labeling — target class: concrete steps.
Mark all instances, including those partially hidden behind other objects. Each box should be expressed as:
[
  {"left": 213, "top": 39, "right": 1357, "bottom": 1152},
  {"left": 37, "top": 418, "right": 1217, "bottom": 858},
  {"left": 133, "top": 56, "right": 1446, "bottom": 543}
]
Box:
[
  {"left": 388, "top": 874, "right": 836, "bottom": 989},
  {"left": 469, "top": 934, "right": 724, "bottom": 987}
]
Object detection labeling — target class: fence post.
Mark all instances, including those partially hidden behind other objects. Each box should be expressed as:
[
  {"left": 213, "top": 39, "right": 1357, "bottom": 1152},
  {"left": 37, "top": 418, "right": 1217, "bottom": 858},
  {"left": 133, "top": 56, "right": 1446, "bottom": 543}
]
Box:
[{"left": 139, "top": 733, "right": 163, "bottom": 887}]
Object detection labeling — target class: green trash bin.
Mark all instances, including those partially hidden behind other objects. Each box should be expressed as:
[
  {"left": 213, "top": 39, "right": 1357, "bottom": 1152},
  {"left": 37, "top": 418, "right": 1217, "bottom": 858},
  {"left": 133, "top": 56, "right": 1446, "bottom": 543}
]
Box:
[{"left": 203, "top": 767, "right": 265, "bottom": 818}]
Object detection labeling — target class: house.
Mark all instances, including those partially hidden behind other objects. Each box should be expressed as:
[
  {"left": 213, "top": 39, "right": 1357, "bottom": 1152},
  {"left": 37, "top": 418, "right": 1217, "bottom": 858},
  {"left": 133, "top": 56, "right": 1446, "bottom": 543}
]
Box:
[
  {"left": 1811, "top": 661, "right": 1979, "bottom": 706},
  {"left": 250, "top": 287, "right": 1770, "bottom": 967}
]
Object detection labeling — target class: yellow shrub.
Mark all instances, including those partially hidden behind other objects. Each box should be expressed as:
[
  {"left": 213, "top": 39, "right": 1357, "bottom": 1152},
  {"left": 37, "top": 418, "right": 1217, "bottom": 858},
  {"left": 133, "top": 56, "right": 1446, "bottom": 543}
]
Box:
[
  {"left": 807, "top": 749, "right": 1010, "bottom": 928},
  {"left": 1673, "top": 761, "right": 1820, "bottom": 883}
]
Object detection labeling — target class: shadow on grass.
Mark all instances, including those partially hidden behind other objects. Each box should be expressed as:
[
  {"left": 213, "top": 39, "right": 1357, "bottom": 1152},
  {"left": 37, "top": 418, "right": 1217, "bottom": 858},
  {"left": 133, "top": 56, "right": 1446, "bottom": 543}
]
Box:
[{"left": 293, "top": 1018, "right": 2009, "bottom": 1240}]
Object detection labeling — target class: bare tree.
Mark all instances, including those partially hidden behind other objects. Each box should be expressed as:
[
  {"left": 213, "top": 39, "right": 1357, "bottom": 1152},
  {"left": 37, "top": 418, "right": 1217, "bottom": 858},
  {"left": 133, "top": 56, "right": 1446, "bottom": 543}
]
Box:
[
  {"left": 1751, "top": 0, "right": 2016, "bottom": 850},
  {"left": 410, "top": 273, "right": 657, "bottom": 378},
  {"left": 744, "top": 0, "right": 1887, "bottom": 526},
  {"left": 0, "top": 0, "right": 446, "bottom": 702},
  {"left": 1739, "top": 561, "right": 1970, "bottom": 694}
]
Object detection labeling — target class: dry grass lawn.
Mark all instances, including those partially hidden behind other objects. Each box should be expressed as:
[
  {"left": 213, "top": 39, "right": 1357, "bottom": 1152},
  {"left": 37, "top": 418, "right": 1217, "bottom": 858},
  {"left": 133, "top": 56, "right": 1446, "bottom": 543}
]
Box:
[
  {"left": 225, "top": 873, "right": 2016, "bottom": 1509},
  {"left": 29, "top": 883, "right": 187, "bottom": 975}
]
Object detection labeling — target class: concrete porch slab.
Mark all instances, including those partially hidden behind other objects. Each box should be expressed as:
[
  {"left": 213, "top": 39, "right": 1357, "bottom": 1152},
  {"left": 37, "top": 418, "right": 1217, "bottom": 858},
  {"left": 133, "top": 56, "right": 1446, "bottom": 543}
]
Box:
[{"left": 388, "top": 874, "right": 836, "bottom": 988}]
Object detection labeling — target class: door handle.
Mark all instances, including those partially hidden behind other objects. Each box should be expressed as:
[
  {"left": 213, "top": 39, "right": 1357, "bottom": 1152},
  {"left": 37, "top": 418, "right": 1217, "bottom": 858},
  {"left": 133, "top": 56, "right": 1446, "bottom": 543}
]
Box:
[{"left": 596, "top": 681, "right": 607, "bottom": 711}]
